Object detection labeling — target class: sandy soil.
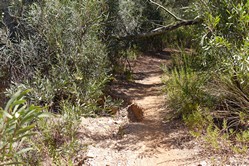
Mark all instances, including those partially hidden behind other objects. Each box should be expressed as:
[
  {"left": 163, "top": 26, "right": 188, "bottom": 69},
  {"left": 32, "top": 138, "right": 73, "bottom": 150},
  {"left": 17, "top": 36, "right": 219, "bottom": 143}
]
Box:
[{"left": 77, "top": 51, "right": 207, "bottom": 166}]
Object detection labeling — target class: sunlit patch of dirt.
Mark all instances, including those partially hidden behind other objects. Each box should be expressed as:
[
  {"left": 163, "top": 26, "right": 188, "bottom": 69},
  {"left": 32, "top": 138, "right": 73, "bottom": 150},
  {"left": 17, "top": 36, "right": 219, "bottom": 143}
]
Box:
[{"left": 77, "top": 51, "right": 209, "bottom": 166}]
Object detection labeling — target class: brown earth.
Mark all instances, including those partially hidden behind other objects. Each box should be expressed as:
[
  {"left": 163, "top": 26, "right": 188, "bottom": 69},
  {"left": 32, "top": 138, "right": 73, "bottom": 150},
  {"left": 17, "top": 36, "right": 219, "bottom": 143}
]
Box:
[
  {"left": 76, "top": 50, "right": 249, "bottom": 166},
  {"left": 76, "top": 50, "right": 212, "bottom": 166}
]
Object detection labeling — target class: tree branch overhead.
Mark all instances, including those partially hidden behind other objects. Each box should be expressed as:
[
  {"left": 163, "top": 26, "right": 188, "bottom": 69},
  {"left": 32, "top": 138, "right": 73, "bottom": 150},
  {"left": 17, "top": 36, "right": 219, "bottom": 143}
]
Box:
[{"left": 119, "top": 19, "right": 202, "bottom": 40}]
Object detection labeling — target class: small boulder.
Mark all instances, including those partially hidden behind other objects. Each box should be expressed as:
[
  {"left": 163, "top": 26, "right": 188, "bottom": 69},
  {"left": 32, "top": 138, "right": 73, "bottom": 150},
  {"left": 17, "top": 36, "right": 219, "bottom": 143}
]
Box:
[{"left": 127, "top": 103, "right": 144, "bottom": 122}]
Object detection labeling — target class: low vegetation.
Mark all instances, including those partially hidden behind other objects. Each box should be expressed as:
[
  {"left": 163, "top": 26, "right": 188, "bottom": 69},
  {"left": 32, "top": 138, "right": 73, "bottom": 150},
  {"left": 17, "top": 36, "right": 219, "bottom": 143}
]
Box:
[
  {"left": 0, "top": 0, "right": 111, "bottom": 164},
  {"left": 164, "top": 0, "right": 249, "bottom": 155},
  {"left": 0, "top": 0, "right": 248, "bottom": 164},
  {"left": 0, "top": 90, "right": 48, "bottom": 165}
]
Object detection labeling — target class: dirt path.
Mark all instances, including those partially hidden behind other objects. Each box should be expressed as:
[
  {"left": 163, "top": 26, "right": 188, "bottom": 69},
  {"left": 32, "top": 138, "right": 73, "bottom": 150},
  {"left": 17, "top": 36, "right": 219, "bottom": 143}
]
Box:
[{"left": 78, "top": 52, "right": 206, "bottom": 166}]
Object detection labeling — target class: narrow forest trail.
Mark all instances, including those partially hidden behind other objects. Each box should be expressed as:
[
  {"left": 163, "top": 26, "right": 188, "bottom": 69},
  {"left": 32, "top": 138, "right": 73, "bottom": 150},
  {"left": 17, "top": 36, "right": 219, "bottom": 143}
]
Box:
[{"left": 78, "top": 51, "right": 207, "bottom": 166}]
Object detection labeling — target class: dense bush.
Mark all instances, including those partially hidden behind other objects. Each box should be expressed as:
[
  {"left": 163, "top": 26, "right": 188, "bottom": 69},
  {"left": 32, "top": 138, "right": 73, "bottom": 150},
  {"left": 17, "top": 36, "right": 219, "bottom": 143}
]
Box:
[
  {"left": 0, "top": 1, "right": 112, "bottom": 163},
  {"left": 1, "top": 0, "right": 248, "bottom": 163},
  {"left": 164, "top": 0, "right": 249, "bottom": 153},
  {"left": 0, "top": 0, "right": 110, "bottom": 115},
  {"left": 199, "top": 0, "right": 249, "bottom": 128},
  {"left": 164, "top": 53, "right": 213, "bottom": 118}
]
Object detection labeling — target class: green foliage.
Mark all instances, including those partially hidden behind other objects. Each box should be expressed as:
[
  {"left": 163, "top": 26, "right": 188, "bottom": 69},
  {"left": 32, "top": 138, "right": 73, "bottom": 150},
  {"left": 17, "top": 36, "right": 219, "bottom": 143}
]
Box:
[
  {"left": 164, "top": 0, "right": 249, "bottom": 155},
  {"left": 205, "top": 125, "right": 222, "bottom": 150},
  {"left": 166, "top": 0, "right": 249, "bottom": 124},
  {"left": 0, "top": 89, "right": 48, "bottom": 165},
  {"left": 183, "top": 107, "right": 212, "bottom": 135},
  {"left": 199, "top": 0, "right": 249, "bottom": 129},
  {"left": 106, "top": 0, "right": 162, "bottom": 37},
  {"left": 162, "top": 26, "right": 199, "bottom": 48},
  {"left": 0, "top": 0, "right": 248, "bottom": 162},
  {"left": 31, "top": 116, "right": 81, "bottom": 165},
  {"left": 117, "top": 0, "right": 145, "bottom": 35},
  {"left": 1, "top": 0, "right": 110, "bottom": 115},
  {"left": 233, "top": 130, "right": 249, "bottom": 154},
  {"left": 199, "top": 120, "right": 249, "bottom": 155},
  {"left": 164, "top": 53, "right": 213, "bottom": 117}
]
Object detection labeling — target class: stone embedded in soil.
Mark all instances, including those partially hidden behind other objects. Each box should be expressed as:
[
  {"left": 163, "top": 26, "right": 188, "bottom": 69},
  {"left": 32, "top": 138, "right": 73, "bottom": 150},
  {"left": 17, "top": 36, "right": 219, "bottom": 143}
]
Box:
[{"left": 127, "top": 103, "right": 144, "bottom": 122}]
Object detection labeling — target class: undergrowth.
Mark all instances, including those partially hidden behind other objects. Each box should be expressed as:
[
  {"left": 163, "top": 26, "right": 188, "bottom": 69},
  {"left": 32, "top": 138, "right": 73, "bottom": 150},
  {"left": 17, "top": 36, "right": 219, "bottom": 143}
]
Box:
[
  {"left": 164, "top": 0, "right": 249, "bottom": 159},
  {"left": 0, "top": 89, "right": 49, "bottom": 165},
  {"left": 0, "top": 0, "right": 110, "bottom": 116},
  {"left": 0, "top": 1, "right": 119, "bottom": 164},
  {"left": 165, "top": 52, "right": 249, "bottom": 158}
]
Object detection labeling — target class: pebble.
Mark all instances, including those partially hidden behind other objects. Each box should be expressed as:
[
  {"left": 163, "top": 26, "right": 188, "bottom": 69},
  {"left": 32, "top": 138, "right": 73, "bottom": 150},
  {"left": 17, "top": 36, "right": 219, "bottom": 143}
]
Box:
[
  {"left": 199, "top": 161, "right": 207, "bottom": 166},
  {"left": 87, "top": 151, "right": 95, "bottom": 158}
]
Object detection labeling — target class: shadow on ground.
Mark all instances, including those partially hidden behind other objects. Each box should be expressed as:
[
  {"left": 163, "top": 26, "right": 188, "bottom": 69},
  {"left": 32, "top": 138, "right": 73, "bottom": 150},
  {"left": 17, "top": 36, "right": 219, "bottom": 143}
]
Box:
[{"left": 80, "top": 52, "right": 196, "bottom": 157}]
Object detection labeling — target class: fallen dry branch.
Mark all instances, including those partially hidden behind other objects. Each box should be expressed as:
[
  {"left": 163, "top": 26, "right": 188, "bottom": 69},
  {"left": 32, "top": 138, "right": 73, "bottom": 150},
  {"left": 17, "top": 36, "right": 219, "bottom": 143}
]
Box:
[{"left": 118, "top": 19, "right": 202, "bottom": 40}]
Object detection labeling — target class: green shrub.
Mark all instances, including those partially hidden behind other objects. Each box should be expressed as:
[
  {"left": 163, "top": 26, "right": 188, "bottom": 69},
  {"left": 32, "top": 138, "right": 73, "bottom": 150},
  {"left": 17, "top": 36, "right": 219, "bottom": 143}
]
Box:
[
  {"left": 1, "top": 0, "right": 110, "bottom": 115},
  {"left": 199, "top": 0, "right": 249, "bottom": 130},
  {"left": 0, "top": 89, "right": 48, "bottom": 165},
  {"left": 164, "top": 53, "right": 213, "bottom": 118},
  {"left": 165, "top": 0, "right": 249, "bottom": 155},
  {"left": 31, "top": 116, "right": 81, "bottom": 165}
]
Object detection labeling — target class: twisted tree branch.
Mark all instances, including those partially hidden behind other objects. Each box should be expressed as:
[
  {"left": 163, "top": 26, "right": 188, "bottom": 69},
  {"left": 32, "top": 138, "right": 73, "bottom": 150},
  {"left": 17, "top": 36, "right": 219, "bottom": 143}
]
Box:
[{"left": 149, "top": 0, "right": 185, "bottom": 21}]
